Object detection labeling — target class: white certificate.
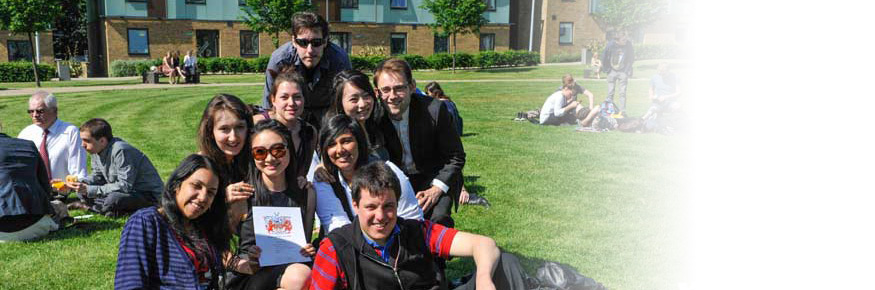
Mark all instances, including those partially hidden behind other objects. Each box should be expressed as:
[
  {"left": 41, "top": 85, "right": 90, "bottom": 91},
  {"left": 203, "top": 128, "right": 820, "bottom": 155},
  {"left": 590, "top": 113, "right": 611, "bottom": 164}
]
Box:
[{"left": 252, "top": 206, "right": 311, "bottom": 266}]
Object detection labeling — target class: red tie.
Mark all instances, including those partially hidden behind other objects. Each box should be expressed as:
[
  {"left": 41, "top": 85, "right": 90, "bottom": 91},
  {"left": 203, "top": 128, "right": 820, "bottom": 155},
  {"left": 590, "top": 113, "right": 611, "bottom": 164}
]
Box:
[{"left": 40, "top": 129, "right": 52, "bottom": 180}]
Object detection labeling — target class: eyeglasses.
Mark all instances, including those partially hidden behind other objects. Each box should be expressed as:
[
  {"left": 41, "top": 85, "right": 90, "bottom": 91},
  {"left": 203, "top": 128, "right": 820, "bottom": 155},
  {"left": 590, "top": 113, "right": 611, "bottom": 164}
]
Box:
[
  {"left": 294, "top": 38, "right": 326, "bottom": 48},
  {"left": 252, "top": 144, "right": 288, "bottom": 161},
  {"left": 27, "top": 109, "right": 46, "bottom": 115},
  {"left": 378, "top": 84, "right": 410, "bottom": 95}
]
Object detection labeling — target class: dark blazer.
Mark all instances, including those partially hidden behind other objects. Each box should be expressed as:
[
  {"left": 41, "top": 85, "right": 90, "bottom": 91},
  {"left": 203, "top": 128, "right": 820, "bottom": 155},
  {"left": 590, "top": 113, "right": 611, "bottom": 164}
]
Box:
[
  {"left": 378, "top": 94, "right": 465, "bottom": 197},
  {"left": 0, "top": 133, "right": 53, "bottom": 218}
]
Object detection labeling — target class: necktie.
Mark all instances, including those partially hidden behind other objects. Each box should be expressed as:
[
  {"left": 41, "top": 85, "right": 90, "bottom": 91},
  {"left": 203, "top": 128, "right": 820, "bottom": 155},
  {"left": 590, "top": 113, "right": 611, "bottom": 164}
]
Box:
[{"left": 40, "top": 129, "right": 52, "bottom": 180}]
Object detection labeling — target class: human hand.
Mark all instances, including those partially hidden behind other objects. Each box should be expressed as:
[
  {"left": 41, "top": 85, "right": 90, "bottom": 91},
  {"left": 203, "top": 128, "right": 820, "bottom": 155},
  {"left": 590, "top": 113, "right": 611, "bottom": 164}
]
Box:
[
  {"left": 300, "top": 243, "right": 316, "bottom": 257},
  {"left": 67, "top": 182, "right": 87, "bottom": 196},
  {"left": 297, "top": 176, "right": 312, "bottom": 191},
  {"left": 416, "top": 186, "right": 443, "bottom": 212},
  {"left": 459, "top": 187, "right": 470, "bottom": 205},
  {"left": 313, "top": 163, "right": 336, "bottom": 183},
  {"left": 226, "top": 182, "right": 254, "bottom": 203},
  {"left": 234, "top": 246, "right": 262, "bottom": 275}
]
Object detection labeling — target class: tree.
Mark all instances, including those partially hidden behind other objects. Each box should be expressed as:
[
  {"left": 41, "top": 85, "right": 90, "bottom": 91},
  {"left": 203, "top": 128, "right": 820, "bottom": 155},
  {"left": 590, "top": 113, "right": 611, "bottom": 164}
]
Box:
[
  {"left": 241, "top": 0, "right": 314, "bottom": 49},
  {"left": 591, "top": 0, "right": 666, "bottom": 36},
  {"left": 0, "top": 0, "right": 62, "bottom": 87},
  {"left": 421, "top": 0, "right": 488, "bottom": 72},
  {"left": 53, "top": 0, "right": 87, "bottom": 60}
]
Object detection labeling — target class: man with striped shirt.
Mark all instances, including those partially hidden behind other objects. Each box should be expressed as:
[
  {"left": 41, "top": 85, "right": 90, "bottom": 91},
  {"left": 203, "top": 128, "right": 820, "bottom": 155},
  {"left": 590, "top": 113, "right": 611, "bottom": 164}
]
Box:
[{"left": 311, "top": 162, "right": 519, "bottom": 290}]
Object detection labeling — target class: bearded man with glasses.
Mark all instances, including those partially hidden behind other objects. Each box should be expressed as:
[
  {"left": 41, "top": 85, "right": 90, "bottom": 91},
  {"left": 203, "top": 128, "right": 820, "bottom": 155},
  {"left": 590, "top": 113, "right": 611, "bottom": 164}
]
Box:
[
  {"left": 262, "top": 12, "right": 351, "bottom": 130},
  {"left": 17, "top": 91, "right": 87, "bottom": 186}
]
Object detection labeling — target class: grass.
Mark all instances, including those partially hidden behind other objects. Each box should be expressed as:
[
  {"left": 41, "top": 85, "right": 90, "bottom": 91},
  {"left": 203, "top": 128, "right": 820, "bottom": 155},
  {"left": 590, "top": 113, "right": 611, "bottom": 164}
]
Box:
[
  {"left": 0, "top": 59, "right": 688, "bottom": 90},
  {"left": 0, "top": 66, "right": 687, "bottom": 289}
]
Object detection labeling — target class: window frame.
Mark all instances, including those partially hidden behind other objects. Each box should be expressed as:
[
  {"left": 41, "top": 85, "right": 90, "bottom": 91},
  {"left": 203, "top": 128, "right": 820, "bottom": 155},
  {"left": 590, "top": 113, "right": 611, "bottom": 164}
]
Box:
[
  {"left": 196, "top": 29, "right": 220, "bottom": 58},
  {"left": 434, "top": 35, "right": 449, "bottom": 53},
  {"left": 390, "top": 33, "right": 407, "bottom": 55},
  {"left": 239, "top": 30, "right": 259, "bottom": 57},
  {"left": 127, "top": 28, "right": 150, "bottom": 56},
  {"left": 329, "top": 32, "right": 351, "bottom": 54},
  {"left": 390, "top": 0, "right": 408, "bottom": 9},
  {"left": 341, "top": 0, "right": 359, "bottom": 8},
  {"left": 558, "top": 22, "right": 573, "bottom": 45},
  {"left": 126, "top": 0, "right": 147, "bottom": 2},
  {"left": 7, "top": 40, "right": 33, "bottom": 62},
  {"left": 484, "top": 0, "right": 496, "bottom": 11},
  {"left": 186, "top": 0, "right": 206, "bottom": 4},
  {"left": 479, "top": 33, "right": 495, "bottom": 51}
]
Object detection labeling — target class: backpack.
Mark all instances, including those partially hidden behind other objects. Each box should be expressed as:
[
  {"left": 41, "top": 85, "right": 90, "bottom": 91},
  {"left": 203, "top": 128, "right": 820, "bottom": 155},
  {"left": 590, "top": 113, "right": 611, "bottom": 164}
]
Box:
[{"left": 594, "top": 101, "right": 619, "bottom": 131}]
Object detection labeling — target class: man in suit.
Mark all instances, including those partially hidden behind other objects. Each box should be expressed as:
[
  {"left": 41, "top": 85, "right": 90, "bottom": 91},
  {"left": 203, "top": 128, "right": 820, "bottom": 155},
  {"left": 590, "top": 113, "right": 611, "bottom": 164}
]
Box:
[
  {"left": 0, "top": 124, "right": 58, "bottom": 242},
  {"left": 374, "top": 58, "right": 465, "bottom": 227}
]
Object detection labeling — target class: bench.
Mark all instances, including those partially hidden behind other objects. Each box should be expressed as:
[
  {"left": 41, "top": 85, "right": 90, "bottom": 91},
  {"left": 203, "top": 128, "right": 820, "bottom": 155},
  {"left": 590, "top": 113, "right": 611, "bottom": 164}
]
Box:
[{"left": 142, "top": 70, "right": 200, "bottom": 84}]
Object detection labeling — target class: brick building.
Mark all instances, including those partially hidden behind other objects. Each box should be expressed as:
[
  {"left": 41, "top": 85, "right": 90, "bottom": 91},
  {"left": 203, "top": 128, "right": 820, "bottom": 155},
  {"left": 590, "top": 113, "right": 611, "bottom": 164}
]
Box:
[
  {"left": 0, "top": 32, "right": 54, "bottom": 64},
  {"left": 86, "top": 0, "right": 511, "bottom": 77}
]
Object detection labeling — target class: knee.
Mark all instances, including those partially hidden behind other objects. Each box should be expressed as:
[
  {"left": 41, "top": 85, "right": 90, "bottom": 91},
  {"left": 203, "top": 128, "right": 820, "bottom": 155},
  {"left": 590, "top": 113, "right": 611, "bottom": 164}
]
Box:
[{"left": 280, "top": 263, "right": 311, "bottom": 290}]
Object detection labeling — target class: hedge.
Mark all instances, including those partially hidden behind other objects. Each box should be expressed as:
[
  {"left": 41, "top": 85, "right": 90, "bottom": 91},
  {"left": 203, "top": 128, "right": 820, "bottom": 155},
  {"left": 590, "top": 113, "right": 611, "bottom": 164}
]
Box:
[
  {"left": 634, "top": 43, "right": 684, "bottom": 60},
  {"left": 0, "top": 62, "right": 57, "bottom": 82},
  {"left": 108, "top": 51, "right": 540, "bottom": 76}
]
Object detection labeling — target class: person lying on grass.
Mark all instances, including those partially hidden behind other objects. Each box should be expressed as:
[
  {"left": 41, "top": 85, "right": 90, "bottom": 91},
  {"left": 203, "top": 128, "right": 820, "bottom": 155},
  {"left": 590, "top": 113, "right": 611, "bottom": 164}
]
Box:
[
  {"left": 115, "top": 154, "right": 230, "bottom": 290},
  {"left": 311, "top": 161, "right": 527, "bottom": 290},
  {"left": 224, "top": 119, "right": 317, "bottom": 290}
]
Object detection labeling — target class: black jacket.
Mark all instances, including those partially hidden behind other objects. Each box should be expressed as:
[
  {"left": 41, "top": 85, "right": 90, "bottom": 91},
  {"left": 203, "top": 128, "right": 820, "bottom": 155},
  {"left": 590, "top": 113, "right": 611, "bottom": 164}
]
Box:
[{"left": 0, "top": 133, "right": 54, "bottom": 231}]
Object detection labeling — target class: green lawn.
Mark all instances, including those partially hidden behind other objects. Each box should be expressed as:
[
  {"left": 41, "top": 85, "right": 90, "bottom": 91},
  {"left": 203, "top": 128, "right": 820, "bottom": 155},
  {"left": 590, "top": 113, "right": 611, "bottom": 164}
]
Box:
[{"left": 0, "top": 66, "right": 687, "bottom": 289}]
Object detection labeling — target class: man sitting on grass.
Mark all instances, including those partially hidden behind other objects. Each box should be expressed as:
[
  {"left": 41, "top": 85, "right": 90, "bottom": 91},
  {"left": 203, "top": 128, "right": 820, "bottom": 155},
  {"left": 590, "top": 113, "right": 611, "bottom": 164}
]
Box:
[
  {"left": 66, "top": 118, "right": 163, "bottom": 216},
  {"left": 537, "top": 78, "right": 598, "bottom": 126},
  {"left": 311, "top": 162, "right": 526, "bottom": 290}
]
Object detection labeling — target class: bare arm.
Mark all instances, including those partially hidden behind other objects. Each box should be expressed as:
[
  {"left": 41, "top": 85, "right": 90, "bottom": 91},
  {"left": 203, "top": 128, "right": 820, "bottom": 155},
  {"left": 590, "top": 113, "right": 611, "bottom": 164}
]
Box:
[{"left": 448, "top": 231, "right": 501, "bottom": 289}]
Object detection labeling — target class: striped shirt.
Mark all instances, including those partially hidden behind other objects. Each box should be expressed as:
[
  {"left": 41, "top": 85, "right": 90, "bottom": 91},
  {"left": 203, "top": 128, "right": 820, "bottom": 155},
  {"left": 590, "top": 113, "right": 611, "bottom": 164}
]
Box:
[
  {"left": 310, "top": 220, "right": 458, "bottom": 290},
  {"left": 114, "top": 207, "right": 209, "bottom": 290}
]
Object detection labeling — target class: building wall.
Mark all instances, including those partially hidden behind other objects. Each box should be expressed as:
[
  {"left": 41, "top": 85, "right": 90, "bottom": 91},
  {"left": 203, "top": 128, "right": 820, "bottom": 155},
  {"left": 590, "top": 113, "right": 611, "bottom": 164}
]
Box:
[
  {"left": 0, "top": 31, "right": 55, "bottom": 65},
  {"left": 537, "top": 0, "right": 604, "bottom": 63},
  {"left": 332, "top": 23, "right": 509, "bottom": 56},
  {"left": 340, "top": 0, "right": 509, "bottom": 24}
]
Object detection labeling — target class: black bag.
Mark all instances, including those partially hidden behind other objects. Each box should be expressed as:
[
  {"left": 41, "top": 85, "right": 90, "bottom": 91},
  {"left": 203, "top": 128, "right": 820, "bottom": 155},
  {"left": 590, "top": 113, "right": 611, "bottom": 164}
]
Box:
[{"left": 533, "top": 262, "right": 605, "bottom": 290}]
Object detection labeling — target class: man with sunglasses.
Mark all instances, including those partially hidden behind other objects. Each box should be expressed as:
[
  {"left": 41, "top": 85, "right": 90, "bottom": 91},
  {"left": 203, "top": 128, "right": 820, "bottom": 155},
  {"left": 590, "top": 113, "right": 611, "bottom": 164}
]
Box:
[
  {"left": 374, "top": 59, "right": 465, "bottom": 229},
  {"left": 262, "top": 12, "right": 351, "bottom": 129},
  {"left": 17, "top": 91, "right": 87, "bottom": 185}
]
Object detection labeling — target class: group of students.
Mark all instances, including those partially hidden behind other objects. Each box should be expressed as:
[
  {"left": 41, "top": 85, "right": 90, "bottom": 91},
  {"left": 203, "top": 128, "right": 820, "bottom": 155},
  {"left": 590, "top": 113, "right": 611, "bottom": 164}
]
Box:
[{"left": 157, "top": 50, "right": 198, "bottom": 84}]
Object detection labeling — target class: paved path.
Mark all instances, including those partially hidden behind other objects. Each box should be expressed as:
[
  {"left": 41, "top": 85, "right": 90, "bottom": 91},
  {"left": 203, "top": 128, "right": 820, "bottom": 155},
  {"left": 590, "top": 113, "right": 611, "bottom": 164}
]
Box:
[{"left": 0, "top": 77, "right": 646, "bottom": 97}]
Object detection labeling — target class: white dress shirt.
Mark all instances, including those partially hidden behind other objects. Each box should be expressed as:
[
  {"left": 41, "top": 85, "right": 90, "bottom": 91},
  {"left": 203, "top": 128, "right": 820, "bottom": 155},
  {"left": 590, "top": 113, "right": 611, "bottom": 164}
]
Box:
[
  {"left": 18, "top": 119, "right": 87, "bottom": 180},
  {"left": 390, "top": 109, "right": 449, "bottom": 193},
  {"left": 314, "top": 161, "right": 424, "bottom": 233},
  {"left": 539, "top": 90, "right": 569, "bottom": 124}
]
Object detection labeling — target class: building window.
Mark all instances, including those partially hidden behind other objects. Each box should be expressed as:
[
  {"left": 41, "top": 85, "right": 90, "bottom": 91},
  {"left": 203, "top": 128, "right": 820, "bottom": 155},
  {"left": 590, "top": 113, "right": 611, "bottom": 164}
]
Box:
[
  {"left": 484, "top": 0, "right": 495, "bottom": 11},
  {"left": 186, "top": 0, "right": 206, "bottom": 4},
  {"left": 127, "top": 28, "right": 150, "bottom": 55},
  {"left": 329, "top": 32, "right": 351, "bottom": 53},
  {"left": 390, "top": 33, "right": 407, "bottom": 55},
  {"left": 434, "top": 35, "right": 449, "bottom": 53},
  {"left": 239, "top": 0, "right": 246, "bottom": 5},
  {"left": 589, "top": 0, "right": 601, "bottom": 14},
  {"left": 7, "top": 40, "right": 33, "bottom": 61},
  {"left": 479, "top": 33, "right": 495, "bottom": 51},
  {"left": 341, "top": 0, "right": 358, "bottom": 8},
  {"left": 196, "top": 30, "right": 219, "bottom": 57},
  {"left": 240, "top": 30, "right": 259, "bottom": 57},
  {"left": 127, "top": 0, "right": 146, "bottom": 2},
  {"left": 391, "top": 0, "right": 407, "bottom": 9},
  {"left": 559, "top": 22, "right": 573, "bottom": 44}
]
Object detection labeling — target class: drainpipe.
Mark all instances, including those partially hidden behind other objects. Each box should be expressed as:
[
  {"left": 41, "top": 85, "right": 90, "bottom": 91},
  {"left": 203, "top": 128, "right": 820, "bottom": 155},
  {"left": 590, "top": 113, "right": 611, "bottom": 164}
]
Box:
[
  {"left": 326, "top": 0, "right": 329, "bottom": 20},
  {"left": 528, "top": 0, "right": 536, "bottom": 51},
  {"left": 35, "top": 32, "right": 41, "bottom": 64}
]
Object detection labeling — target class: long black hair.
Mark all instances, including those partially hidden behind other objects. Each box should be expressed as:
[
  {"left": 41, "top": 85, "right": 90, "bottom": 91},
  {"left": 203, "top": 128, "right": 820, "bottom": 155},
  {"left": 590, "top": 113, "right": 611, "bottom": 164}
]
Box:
[
  {"left": 160, "top": 154, "right": 230, "bottom": 286},
  {"left": 327, "top": 69, "right": 386, "bottom": 151},
  {"left": 197, "top": 94, "right": 253, "bottom": 184},
  {"left": 247, "top": 119, "right": 305, "bottom": 207},
  {"left": 318, "top": 114, "right": 370, "bottom": 178}
]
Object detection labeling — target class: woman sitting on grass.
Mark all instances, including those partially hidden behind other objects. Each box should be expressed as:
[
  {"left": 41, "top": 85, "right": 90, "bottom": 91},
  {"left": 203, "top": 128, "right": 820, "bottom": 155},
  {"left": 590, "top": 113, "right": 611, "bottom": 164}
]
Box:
[
  {"left": 225, "top": 119, "right": 316, "bottom": 290},
  {"left": 115, "top": 154, "right": 230, "bottom": 290},
  {"left": 197, "top": 94, "right": 255, "bottom": 232},
  {"left": 313, "top": 114, "right": 423, "bottom": 233},
  {"left": 253, "top": 68, "right": 318, "bottom": 185}
]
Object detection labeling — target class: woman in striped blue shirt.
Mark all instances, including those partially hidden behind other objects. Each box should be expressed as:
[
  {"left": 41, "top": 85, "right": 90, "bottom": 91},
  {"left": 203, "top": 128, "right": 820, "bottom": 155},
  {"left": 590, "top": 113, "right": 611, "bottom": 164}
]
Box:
[{"left": 114, "top": 154, "right": 231, "bottom": 290}]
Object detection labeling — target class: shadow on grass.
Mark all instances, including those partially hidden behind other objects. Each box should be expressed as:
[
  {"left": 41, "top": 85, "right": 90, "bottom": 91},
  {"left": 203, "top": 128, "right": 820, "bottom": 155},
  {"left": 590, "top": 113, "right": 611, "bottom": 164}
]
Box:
[
  {"left": 461, "top": 132, "right": 478, "bottom": 137},
  {"left": 463, "top": 175, "right": 485, "bottom": 195},
  {"left": 446, "top": 249, "right": 599, "bottom": 284},
  {"left": 36, "top": 218, "right": 125, "bottom": 242}
]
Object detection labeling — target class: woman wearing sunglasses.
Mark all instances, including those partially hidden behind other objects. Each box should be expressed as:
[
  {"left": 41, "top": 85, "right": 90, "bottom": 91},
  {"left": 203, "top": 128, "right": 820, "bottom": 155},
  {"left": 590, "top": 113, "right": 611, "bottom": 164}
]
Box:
[
  {"left": 225, "top": 119, "right": 316, "bottom": 290},
  {"left": 313, "top": 114, "right": 423, "bottom": 233},
  {"left": 115, "top": 154, "right": 230, "bottom": 290},
  {"left": 253, "top": 68, "right": 318, "bottom": 187}
]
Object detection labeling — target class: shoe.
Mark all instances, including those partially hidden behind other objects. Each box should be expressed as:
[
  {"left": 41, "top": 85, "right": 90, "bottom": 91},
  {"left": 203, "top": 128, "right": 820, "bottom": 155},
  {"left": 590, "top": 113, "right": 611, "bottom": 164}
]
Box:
[{"left": 66, "top": 201, "right": 90, "bottom": 211}]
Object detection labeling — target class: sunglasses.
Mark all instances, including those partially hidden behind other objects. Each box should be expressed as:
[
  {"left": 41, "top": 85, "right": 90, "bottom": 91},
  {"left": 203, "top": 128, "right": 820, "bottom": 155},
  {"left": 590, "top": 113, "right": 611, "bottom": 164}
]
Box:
[
  {"left": 27, "top": 109, "right": 47, "bottom": 115},
  {"left": 294, "top": 38, "right": 326, "bottom": 48},
  {"left": 252, "top": 144, "right": 288, "bottom": 161}
]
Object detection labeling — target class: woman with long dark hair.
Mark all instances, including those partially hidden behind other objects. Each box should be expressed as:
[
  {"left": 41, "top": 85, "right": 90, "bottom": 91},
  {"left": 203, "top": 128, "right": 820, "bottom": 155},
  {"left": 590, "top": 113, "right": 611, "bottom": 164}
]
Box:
[
  {"left": 225, "top": 119, "right": 316, "bottom": 290},
  {"left": 313, "top": 114, "right": 423, "bottom": 233},
  {"left": 115, "top": 154, "right": 230, "bottom": 290},
  {"left": 327, "top": 69, "right": 392, "bottom": 161},
  {"left": 197, "top": 94, "right": 255, "bottom": 230}
]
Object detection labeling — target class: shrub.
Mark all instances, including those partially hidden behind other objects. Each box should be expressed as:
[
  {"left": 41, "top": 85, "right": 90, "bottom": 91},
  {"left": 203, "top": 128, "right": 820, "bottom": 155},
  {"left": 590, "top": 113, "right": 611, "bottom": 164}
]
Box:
[
  {"left": 474, "top": 51, "right": 503, "bottom": 68},
  {"left": 350, "top": 55, "right": 388, "bottom": 72},
  {"left": 0, "top": 62, "right": 56, "bottom": 82},
  {"left": 397, "top": 54, "right": 430, "bottom": 70},
  {"left": 547, "top": 51, "right": 582, "bottom": 63},
  {"left": 222, "top": 58, "right": 249, "bottom": 74},
  {"left": 248, "top": 56, "right": 270, "bottom": 72},
  {"left": 110, "top": 59, "right": 160, "bottom": 77},
  {"left": 426, "top": 53, "right": 454, "bottom": 70}
]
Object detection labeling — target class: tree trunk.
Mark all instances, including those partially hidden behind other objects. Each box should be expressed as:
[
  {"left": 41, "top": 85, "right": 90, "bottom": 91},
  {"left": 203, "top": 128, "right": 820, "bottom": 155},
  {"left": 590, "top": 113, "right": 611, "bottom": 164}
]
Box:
[
  {"left": 452, "top": 33, "right": 456, "bottom": 74},
  {"left": 274, "top": 31, "right": 280, "bottom": 48},
  {"left": 29, "top": 33, "right": 41, "bottom": 87}
]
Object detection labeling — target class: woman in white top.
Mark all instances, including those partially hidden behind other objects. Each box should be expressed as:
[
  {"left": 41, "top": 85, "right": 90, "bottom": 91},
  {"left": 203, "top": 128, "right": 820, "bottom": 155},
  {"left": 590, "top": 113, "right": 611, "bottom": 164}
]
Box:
[
  {"left": 183, "top": 50, "right": 197, "bottom": 77},
  {"left": 313, "top": 114, "right": 424, "bottom": 233}
]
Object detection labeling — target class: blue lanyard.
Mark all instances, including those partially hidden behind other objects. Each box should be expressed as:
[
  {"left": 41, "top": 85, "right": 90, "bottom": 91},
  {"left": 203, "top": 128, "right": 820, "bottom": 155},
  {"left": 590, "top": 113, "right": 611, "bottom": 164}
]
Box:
[{"left": 362, "top": 225, "right": 401, "bottom": 263}]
